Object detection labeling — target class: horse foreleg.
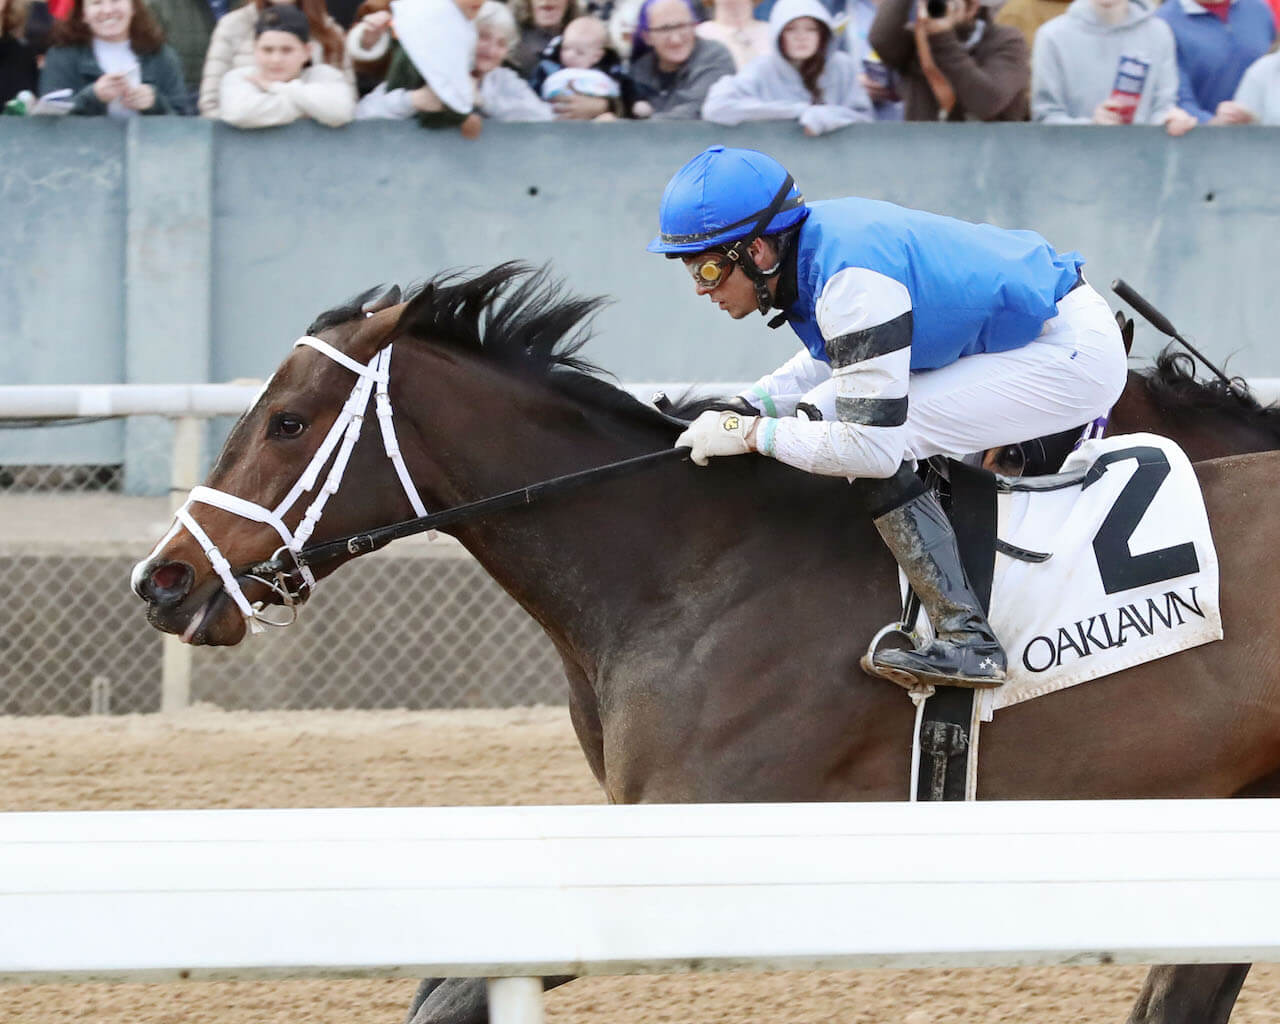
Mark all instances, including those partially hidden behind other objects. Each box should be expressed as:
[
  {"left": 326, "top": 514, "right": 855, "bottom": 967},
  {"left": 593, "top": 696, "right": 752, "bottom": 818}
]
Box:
[
  {"left": 1126, "top": 964, "right": 1250, "bottom": 1024},
  {"left": 404, "top": 976, "right": 575, "bottom": 1024}
]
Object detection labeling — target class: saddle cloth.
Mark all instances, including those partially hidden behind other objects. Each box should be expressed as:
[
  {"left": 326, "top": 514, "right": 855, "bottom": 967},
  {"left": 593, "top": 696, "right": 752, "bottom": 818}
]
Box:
[{"left": 971, "top": 433, "right": 1222, "bottom": 720}]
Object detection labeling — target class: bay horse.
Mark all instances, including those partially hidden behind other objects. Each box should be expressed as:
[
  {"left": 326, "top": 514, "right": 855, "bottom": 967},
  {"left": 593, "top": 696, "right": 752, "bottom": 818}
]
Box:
[{"left": 132, "top": 265, "right": 1280, "bottom": 1024}]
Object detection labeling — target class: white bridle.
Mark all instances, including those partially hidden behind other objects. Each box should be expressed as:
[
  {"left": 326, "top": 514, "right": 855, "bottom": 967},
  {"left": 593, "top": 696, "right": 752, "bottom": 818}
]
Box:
[{"left": 133, "top": 335, "right": 431, "bottom": 635}]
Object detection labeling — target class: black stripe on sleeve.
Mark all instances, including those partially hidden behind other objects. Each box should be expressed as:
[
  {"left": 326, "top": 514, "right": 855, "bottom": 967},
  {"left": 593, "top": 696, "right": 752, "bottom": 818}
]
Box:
[
  {"left": 836, "top": 395, "right": 909, "bottom": 427},
  {"left": 824, "top": 310, "right": 913, "bottom": 369}
]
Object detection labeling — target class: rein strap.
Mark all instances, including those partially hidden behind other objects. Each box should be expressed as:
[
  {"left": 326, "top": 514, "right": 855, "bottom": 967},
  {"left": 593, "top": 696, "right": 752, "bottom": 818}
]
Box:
[{"left": 265, "top": 446, "right": 691, "bottom": 573}]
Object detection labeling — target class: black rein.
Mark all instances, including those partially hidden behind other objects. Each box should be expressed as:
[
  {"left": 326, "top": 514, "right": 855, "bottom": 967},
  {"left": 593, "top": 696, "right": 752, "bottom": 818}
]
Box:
[{"left": 252, "top": 446, "right": 692, "bottom": 575}]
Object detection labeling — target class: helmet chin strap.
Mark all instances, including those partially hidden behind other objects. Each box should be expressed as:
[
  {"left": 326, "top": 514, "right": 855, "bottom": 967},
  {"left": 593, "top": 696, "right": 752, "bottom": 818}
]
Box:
[
  {"left": 740, "top": 248, "right": 784, "bottom": 315},
  {"left": 720, "top": 174, "right": 797, "bottom": 315}
]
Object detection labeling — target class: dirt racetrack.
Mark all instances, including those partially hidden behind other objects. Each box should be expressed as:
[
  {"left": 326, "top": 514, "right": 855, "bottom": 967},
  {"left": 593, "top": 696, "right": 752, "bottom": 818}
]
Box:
[{"left": 2, "top": 706, "right": 1277, "bottom": 1024}]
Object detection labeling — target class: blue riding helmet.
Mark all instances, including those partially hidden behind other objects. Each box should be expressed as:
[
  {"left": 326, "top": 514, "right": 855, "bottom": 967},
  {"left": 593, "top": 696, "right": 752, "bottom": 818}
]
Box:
[{"left": 647, "top": 146, "right": 808, "bottom": 256}]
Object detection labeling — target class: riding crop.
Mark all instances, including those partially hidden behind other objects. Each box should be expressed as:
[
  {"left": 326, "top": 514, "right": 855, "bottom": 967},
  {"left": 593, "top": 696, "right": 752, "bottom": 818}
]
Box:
[{"left": 1111, "top": 279, "right": 1243, "bottom": 394}]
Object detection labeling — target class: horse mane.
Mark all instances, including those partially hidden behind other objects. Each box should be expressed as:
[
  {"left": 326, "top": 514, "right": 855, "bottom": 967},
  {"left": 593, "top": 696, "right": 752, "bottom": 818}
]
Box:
[
  {"left": 1139, "top": 345, "right": 1280, "bottom": 439},
  {"left": 309, "top": 263, "right": 687, "bottom": 434}
]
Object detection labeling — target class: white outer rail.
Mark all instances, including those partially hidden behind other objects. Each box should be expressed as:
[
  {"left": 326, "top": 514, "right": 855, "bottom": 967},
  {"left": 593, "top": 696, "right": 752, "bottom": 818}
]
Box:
[
  {"left": 2, "top": 380, "right": 1280, "bottom": 417},
  {"left": 3, "top": 800, "right": 1279, "bottom": 1023},
  {"left": 0, "top": 382, "right": 754, "bottom": 419}
]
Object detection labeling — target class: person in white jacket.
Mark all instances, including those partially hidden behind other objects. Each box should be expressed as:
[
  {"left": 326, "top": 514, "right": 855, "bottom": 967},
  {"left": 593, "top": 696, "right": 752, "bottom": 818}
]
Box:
[
  {"left": 701, "top": 0, "right": 873, "bottom": 135},
  {"left": 219, "top": 5, "right": 355, "bottom": 127}
]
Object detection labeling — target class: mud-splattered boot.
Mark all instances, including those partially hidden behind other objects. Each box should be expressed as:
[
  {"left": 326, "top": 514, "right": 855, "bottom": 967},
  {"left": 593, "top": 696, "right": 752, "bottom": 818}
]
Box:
[{"left": 870, "top": 491, "right": 1006, "bottom": 689}]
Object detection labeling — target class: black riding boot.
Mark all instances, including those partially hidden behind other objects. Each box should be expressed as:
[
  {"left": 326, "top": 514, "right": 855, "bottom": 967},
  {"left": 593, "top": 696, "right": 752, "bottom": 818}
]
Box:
[{"left": 869, "top": 489, "right": 1007, "bottom": 689}]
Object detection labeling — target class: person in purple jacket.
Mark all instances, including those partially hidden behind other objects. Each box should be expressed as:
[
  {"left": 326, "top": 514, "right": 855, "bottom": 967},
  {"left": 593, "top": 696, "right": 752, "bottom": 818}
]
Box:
[{"left": 1156, "top": 0, "right": 1275, "bottom": 122}]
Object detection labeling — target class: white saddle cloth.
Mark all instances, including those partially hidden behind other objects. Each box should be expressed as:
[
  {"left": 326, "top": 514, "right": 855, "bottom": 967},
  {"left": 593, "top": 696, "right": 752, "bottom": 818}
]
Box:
[{"left": 974, "top": 433, "right": 1222, "bottom": 720}]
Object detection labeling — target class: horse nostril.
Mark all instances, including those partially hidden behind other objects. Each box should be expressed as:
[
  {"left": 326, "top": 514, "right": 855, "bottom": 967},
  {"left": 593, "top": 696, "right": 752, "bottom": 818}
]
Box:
[{"left": 146, "top": 562, "right": 193, "bottom": 605}]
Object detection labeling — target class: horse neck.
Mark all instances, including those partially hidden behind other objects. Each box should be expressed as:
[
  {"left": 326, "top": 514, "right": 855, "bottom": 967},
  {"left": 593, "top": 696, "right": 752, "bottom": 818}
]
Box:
[
  {"left": 389, "top": 346, "right": 700, "bottom": 663},
  {"left": 385, "top": 345, "right": 901, "bottom": 713}
]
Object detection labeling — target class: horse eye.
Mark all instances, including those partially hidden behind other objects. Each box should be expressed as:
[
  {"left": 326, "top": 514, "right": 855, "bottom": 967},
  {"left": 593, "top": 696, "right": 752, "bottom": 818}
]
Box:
[{"left": 270, "top": 413, "right": 307, "bottom": 439}]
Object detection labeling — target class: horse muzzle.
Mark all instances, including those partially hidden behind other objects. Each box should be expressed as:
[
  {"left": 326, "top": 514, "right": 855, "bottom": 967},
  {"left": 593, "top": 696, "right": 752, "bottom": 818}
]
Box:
[{"left": 132, "top": 554, "right": 307, "bottom": 645}]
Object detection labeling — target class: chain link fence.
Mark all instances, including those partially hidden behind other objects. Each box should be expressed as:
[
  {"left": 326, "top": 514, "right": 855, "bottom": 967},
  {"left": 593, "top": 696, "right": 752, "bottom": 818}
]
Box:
[{"left": 0, "top": 414, "right": 564, "bottom": 716}]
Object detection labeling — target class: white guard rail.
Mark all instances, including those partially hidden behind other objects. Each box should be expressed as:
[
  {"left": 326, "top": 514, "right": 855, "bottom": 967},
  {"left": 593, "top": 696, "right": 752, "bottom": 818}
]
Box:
[
  {"left": 0, "top": 382, "right": 753, "bottom": 419},
  {"left": 3, "top": 800, "right": 1280, "bottom": 1023},
  {"left": 2, "top": 380, "right": 1279, "bottom": 417}
]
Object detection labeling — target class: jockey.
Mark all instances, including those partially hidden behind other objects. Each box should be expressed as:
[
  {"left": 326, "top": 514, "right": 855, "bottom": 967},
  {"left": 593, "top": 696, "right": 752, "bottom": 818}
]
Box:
[{"left": 651, "top": 145, "right": 1127, "bottom": 689}]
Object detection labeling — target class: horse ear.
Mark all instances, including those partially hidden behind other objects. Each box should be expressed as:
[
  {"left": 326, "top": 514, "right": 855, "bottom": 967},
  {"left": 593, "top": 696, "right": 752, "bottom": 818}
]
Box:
[
  {"left": 361, "top": 284, "right": 402, "bottom": 316},
  {"left": 1115, "top": 311, "right": 1135, "bottom": 354}
]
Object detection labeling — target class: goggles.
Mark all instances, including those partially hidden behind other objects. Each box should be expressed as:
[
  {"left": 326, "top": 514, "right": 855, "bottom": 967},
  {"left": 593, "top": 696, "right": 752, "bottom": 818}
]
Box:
[{"left": 686, "top": 252, "right": 735, "bottom": 288}]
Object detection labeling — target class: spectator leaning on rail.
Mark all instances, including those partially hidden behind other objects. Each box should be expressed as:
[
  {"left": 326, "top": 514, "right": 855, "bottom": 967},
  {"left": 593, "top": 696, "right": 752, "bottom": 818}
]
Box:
[
  {"left": 629, "top": 0, "right": 734, "bottom": 117},
  {"left": 1, "top": 0, "right": 39, "bottom": 106},
  {"left": 40, "top": 0, "right": 188, "bottom": 113},
  {"left": 1155, "top": 0, "right": 1274, "bottom": 123},
  {"left": 1032, "top": 0, "right": 1197, "bottom": 133},
  {"left": 218, "top": 3, "right": 355, "bottom": 123},
  {"left": 652, "top": 145, "right": 1126, "bottom": 689},
  {"left": 869, "top": 0, "right": 1030, "bottom": 119},
  {"left": 703, "top": 0, "right": 873, "bottom": 134},
  {"left": 1212, "top": 43, "right": 1280, "bottom": 122},
  {"left": 198, "top": 0, "right": 349, "bottom": 115}
]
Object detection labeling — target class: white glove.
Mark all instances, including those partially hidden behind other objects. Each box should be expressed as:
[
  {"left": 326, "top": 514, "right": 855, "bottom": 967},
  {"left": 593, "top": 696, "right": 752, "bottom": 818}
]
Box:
[{"left": 675, "top": 410, "right": 758, "bottom": 467}]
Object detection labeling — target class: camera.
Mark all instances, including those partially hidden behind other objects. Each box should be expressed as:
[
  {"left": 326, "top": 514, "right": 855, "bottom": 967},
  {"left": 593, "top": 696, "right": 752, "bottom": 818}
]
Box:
[{"left": 926, "top": 0, "right": 949, "bottom": 16}]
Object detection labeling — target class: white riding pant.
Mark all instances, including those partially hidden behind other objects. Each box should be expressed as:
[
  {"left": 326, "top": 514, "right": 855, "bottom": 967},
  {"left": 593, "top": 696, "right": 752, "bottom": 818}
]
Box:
[
  {"left": 774, "top": 282, "right": 1128, "bottom": 472},
  {"left": 903, "top": 283, "right": 1128, "bottom": 462}
]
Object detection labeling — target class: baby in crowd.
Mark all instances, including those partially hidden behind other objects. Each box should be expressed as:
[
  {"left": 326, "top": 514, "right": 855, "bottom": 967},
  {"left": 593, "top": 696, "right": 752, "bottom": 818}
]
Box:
[{"left": 537, "top": 15, "right": 620, "bottom": 102}]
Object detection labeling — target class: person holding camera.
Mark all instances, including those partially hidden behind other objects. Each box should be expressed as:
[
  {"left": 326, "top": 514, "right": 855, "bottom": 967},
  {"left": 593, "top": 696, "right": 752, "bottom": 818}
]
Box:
[{"left": 868, "top": 0, "right": 1029, "bottom": 119}]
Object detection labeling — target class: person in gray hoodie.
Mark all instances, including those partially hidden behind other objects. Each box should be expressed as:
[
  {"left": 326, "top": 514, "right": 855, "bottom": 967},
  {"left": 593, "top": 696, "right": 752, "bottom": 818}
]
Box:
[
  {"left": 702, "top": 0, "right": 873, "bottom": 133},
  {"left": 1031, "top": 0, "right": 1196, "bottom": 132}
]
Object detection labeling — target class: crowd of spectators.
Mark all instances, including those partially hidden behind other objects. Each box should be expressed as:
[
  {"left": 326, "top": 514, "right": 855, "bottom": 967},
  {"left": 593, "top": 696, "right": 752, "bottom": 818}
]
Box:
[{"left": 1, "top": 0, "right": 1276, "bottom": 128}]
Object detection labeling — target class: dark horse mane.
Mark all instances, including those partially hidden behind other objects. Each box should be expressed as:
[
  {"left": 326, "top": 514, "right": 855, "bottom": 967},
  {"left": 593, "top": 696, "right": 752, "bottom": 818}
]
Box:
[
  {"left": 1140, "top": 346, "right": 1280, "bottom": 440},
  {"left": 306, "top": 262, "right": 688, "bottom": 436}
]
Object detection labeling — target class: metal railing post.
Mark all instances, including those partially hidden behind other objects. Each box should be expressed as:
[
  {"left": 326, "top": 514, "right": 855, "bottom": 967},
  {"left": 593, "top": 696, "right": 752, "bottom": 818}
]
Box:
[{"left": 160, "top": 415, "right": 201, "bottom": 712}]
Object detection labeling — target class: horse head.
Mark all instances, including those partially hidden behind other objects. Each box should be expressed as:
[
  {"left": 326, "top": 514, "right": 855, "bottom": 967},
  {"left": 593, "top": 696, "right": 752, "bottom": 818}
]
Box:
[
  {"left": 130, "top": 281, "right": 427, "bottom": 645},
  {"left": 131, "top": 263, "right": 627, "bottom": 647}
]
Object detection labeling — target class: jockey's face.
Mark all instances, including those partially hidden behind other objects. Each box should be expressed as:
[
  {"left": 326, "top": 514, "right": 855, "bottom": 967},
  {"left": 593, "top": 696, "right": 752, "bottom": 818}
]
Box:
[{"left": 682, "top": 238, "right": 777, "bottom": 320}]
